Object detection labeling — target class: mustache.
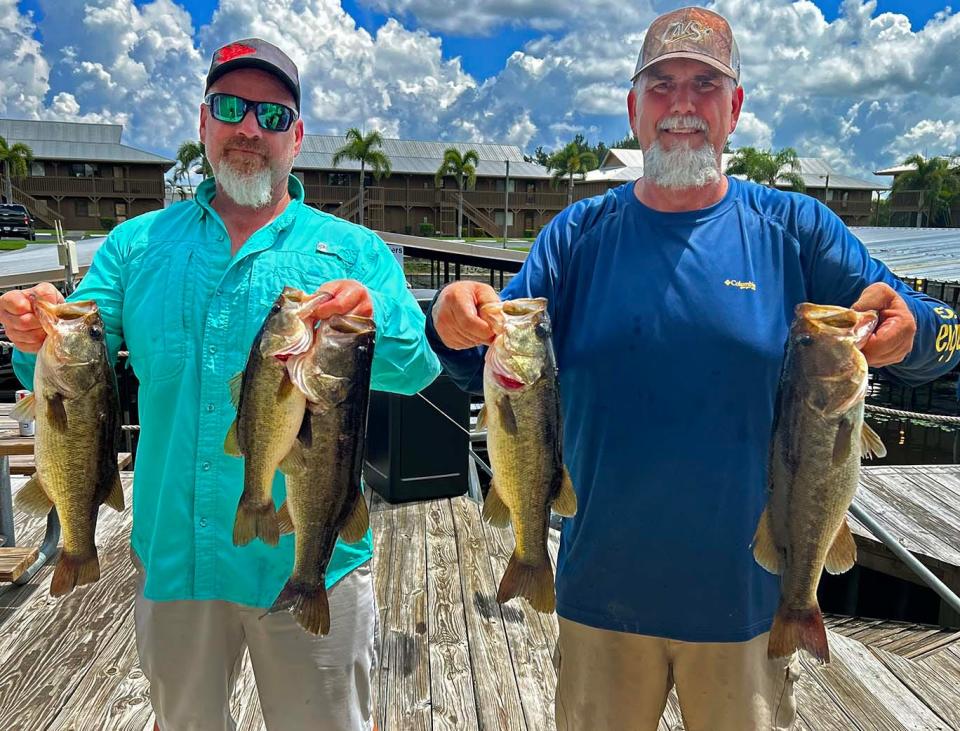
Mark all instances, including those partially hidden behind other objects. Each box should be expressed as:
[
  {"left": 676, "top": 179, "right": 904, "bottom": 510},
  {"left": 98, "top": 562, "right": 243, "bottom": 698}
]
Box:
[
  {"left": 657, "top": 115, "right": 709, "bottom": 132},
  {"left": 223, "top": 137, "right": 269, "bottom": 156}
]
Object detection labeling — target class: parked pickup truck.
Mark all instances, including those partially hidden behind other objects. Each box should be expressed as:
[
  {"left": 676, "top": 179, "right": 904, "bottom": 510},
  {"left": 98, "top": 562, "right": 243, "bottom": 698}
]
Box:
[{"left": 0, "top": 203, "right": 36, "bottom": 240}]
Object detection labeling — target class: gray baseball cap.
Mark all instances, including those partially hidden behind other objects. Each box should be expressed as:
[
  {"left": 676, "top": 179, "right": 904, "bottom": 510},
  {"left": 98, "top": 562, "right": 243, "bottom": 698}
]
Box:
[{"left": 205, "top": 38, "right": 301, "bottom": 111}]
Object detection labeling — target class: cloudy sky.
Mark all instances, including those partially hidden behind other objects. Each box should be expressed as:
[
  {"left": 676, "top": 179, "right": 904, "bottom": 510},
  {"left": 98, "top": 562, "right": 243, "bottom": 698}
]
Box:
[{"left": 3, "top": 0, "right": 959, "bottom": 182}]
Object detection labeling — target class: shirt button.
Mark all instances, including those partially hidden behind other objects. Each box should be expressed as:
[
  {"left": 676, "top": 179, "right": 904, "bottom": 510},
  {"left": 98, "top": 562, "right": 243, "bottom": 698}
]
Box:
[
  {"left": 201, "top": 461, "right": 211, "bottom": 471},
  {"left": 199, "top": 517, "right": 208, "bottom": 528},
  {"left": 208, "top": 345, "right": 217, "bottom": 354},
  {"left": 217, "top": 234, "right": 225, "bottom": 242},
  {"left": 216, "top": 288, "right": 223, "bottom": 296},
  {"left": 206, "top": 403, "right": 215, "bottom": 412}
]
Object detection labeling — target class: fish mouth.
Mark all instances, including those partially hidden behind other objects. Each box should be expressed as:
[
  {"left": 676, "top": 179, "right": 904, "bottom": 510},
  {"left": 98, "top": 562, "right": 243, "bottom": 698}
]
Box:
[
  {"left": 293, "top": 290, "right": 334, "bottom": 319},
  {"left": 794, "top": 303, "right": 878, "bottom": 347},
  {"left": 328, "top": 314, "right": 376, "bottom": 335}
]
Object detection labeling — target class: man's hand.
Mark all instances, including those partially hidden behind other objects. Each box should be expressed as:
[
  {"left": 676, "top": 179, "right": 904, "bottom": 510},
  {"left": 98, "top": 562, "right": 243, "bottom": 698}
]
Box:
[
  {"left": 432, "top": 281, "right": 500, "bottom": 350},
  {"left": 851, "top": 282, "right": 917, "bottom": 367},
  {"left": 311, "top": 280, "right": 374, "bottom": 320},
  {"left": 0, "top": 283, "right": 64, "bottom": 353}
]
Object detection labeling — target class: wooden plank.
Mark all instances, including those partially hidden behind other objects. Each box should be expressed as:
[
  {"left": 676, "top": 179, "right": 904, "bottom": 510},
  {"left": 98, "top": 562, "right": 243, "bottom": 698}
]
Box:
[
  {"left": 481, "top": 510, "right": 558, "bottom": 731},
  {"left": 369, "top": 490, "right": 396, "bottom": 731},
  {"left": 380, "top": 499, "right": 430, "bottom": 731},
  {"left": 426, "top": 498, "right": 480, "bottom": 731},
  {"left": 870, "top": 469, "right": 960, "bottom": 554},
  {"left": 872, "top": 645, "right": 960, "bottom": 730},
  {"left": 43, "top": 606, "right": 156, "bottom": 730},
  {"left": 451, "top": 496, "right": 527, "bottom": 730},
  {"left": 0, "top": 490, "right": 137, "bottom": 729},
  {"left": 233, "top": 650, "right": 265, "bottom": 731},
  {"left": 0, "top": 546, "right": 38, "bottom": 581}
]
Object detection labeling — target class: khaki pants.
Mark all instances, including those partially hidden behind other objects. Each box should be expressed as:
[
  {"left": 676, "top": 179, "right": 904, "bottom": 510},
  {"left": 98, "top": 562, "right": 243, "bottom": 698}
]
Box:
[
  {"left": 554, "top": 617, "right": 800, "bottom": 731},
  {"left": 133, "top": 553, "right": 377, "bottom": 731}
]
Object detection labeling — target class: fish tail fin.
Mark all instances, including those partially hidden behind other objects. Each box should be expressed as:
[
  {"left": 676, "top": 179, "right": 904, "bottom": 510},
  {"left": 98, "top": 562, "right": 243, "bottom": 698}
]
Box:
[
  {"left": 233, "top": 501, "right": 279, "bottom": 547},
  {"left": 769, "top": 601, "right": 829, "bottom": 663},
  {"left": 496, "top": 551, "right": 556, "bottom": 614},
  {"left": 14, "top": 475, "right": 54, "bottom": 516},
  {"left": 51, "top": 549, "right": 100, "bottom": 596},
  {"left": 269, "top": 580, "right": 330, "bottom": 636}
]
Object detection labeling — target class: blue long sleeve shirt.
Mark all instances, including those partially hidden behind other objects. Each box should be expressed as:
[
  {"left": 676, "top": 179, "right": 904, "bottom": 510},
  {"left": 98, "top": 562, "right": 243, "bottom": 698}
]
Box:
[
  {"left": 426, "top": 177, "right": 960, "bottom": 642},
  {"left": 14, "top": 176, "right": 441, "bottom": 607}
]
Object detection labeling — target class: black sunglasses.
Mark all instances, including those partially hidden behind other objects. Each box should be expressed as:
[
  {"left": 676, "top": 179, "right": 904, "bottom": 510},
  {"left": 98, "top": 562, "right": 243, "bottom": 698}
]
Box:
[{"left": 204, "top": 93, "right": 298, "bottom": 132}]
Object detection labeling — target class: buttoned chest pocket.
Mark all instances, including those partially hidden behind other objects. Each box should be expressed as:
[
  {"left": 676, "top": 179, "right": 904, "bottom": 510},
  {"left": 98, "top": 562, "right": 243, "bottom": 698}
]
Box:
[
  {"left": 123, "top": 244, "right": 196, "bottom": 383},
  {"left": 250, "top": 246, "right": 359, "bottom": 315}
]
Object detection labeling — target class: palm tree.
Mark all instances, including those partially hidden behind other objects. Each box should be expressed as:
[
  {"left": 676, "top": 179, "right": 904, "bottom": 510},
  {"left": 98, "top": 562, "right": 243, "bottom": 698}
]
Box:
[
  {"left": 331, "top": 128, "right": 391, "bottom": 226},
  {"left": 175, "top": 141, "right": 210, "bottom": 196},
  {"left": 0, "top": 136, "right": 33, "bottom": 204},
  {"left": 547, "top": 142, "right": 598, "bottom": 205},
  {"left": 435, "top": 148, "right": 479, "bottom": 238},
  {"left": 890, "top": 154, "right": 960, "bottom": 227},
  {"left": 725, "top": 147, "right": 805, "bottom": 191}
]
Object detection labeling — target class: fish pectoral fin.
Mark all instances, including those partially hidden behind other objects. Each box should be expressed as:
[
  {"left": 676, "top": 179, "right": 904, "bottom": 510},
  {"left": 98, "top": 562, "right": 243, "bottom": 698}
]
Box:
[
  {"left": 824, "top": 518, "right": 857, "bottom": 575},
  {"left": 278, "top": 443, "right": 306, "bottom": 475},
  {"left": 10, "top": 392, "right": 36, "bottom": 422},
  {"left": 751, "top": 506, "right": 782, "bottom": 575},
  {"left": 228, "top": 372, "right": 243, "bottom": 408},
  {"left": 481, "top": 481, "right": 511, "bottom": 527},
  {"left": 475, "top": 404, "right": 487, "bottom": 431},
  {"left": 339, "top": 496, "right": 370, "bottom": 544},
  {"left": 276, "top": 501, "right": 295, "bottom": 535},
  {"left": 497, "top": 396, "right": 519, "bottom": 435},
  {"left": 832, "top": 417, "right": 856, "bottom": 466},
  {"left": 224, "top": 420, "right": 242, "bottom": 457},
  {"left": 47, "top": 393, "right": 68, "bottom": 432},
  {"left": 551, "top": 467, "right": 577, "bottom": 517},
  {"left": 859, "top": 422, "right": 887, "bottom": 460},
  {"left": 103, "top": 470, "right": 125, "bottom": 511},
  {"left": 14, "top": 475, "right": 54, "bottom": 516}
]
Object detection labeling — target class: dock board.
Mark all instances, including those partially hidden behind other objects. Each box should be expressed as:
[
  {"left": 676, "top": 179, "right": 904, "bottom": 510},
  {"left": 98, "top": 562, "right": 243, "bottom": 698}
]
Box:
[{"left": 1, "top": 474, "right": 959, "bottom": 729}]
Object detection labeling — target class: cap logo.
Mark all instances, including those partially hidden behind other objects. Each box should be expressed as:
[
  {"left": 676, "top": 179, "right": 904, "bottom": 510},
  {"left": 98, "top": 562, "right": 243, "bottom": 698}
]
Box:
[
  {"left": 662, "top": 20, "right": 712, "bottom": 45},
  {"left": 216, "top": 43, "right": 256, "bottom": 63}
]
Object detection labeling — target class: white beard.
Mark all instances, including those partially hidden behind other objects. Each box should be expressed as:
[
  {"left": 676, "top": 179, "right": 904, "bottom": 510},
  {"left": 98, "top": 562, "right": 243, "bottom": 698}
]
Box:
[
  {"left": 213, "top": 158, "right": 274, "bottom": 209},
  {"left": 642, "top": 139, "right": 721, "bottom": 189}
]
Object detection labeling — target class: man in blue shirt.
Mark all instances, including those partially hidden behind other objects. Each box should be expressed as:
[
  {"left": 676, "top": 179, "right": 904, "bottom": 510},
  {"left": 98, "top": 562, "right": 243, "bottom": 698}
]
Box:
[
  {"left": 428, "top": 7, "right": 959, "bottom": 730},
  {"left": 0, "top": 39, "right": 440, "bottom": 730}
]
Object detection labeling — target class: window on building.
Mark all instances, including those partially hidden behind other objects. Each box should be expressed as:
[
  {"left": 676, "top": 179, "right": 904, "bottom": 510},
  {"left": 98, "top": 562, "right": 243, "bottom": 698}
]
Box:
[
  {"left": 75, "top": 200, "right": 99, "bottom": 217},
  {"left": 30, "top": 161, "right": 45, "bottom": 177},
  {"left": 328, "top": 173, "right": 350, "bottom": 186},
  {"left": 494, "top": 179, "right": 516, "bottom": 193},
  {"left": 114, "top": 202, "right": 128, "bottom": 222},
  {"left": 494, "top": 211, "right": 514, "bottom": 226},
  {"left": 70, "top": 163, "right": 97, "bottom": 178}
]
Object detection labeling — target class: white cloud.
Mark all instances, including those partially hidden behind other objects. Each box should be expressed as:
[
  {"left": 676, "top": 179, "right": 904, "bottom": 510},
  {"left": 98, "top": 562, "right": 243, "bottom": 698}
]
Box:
[
  {"left": 0, "top": 0, "right": 50, "bottom": 118},
  {"left": 886, "top": 119, "right": 960, "bottom": 162}
]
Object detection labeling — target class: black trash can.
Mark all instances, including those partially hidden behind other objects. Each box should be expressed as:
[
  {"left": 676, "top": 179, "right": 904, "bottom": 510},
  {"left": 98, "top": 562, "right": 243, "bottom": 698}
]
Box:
[{"left": 363, "top": 289, "right": 471, "bottom": 503}]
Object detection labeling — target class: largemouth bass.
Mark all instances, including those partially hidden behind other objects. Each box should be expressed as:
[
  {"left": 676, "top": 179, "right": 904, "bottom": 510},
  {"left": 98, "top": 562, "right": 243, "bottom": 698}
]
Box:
[
  {"left": 11, "top": 299, "right": 123, "bottom": 596},
  {"left": 753, "top": 303, "right": 885, "bottom": 662},
  {"left": 225, "top": 287, "right": 329, "bottom": 547},
  {"left": 269, "top": 314, "right": 376, "bottom": 635},
  {"left": 478, "top": 297, "right": 576, "bottom": 614}
]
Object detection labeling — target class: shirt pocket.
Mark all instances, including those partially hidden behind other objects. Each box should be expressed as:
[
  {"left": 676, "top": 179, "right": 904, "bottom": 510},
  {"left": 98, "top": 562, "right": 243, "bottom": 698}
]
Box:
[
  {"left": 124, "top": 244, "right": 196, "bottom": 383},
  {"left": 250, "top": 246, "right": 359, "bottom": 314}
]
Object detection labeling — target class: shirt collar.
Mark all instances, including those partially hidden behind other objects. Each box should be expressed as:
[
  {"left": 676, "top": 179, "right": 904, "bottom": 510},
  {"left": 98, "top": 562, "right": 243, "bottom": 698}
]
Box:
[{"left": 195, "top": 174, "right": 305, "bottom": 228}]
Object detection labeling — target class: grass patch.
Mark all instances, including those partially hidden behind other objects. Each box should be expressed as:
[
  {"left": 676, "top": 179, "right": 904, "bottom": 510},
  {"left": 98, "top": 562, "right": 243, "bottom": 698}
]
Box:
[{"left": 0, "top": 240, "right": 28, "bottom": 251}]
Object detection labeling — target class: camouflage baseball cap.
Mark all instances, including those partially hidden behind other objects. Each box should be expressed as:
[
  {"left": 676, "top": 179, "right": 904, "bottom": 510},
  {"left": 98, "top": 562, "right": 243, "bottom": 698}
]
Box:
[{"left": 632, "top": 7, "right": 741, "bottom": 84}]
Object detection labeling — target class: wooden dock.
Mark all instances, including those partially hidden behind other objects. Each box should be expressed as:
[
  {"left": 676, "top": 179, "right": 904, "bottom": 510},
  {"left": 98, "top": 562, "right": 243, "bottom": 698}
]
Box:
[{"left": 1, "top": 472, "right": 960, "bottom": 730}]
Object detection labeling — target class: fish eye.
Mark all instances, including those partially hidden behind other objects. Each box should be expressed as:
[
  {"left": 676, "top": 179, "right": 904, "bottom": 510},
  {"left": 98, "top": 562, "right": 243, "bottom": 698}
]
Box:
[
  {"left": 271, "top": 303, "right": 282, "bottom": 314},
  {"left": 534, "top": 321, "right": 551, "bottom": 339},
  {"left": 89, "top": 326, "right": 103, "bottom": 341},
  {"left": 797, "top": 335, "right": 814, "bottom": 346}
]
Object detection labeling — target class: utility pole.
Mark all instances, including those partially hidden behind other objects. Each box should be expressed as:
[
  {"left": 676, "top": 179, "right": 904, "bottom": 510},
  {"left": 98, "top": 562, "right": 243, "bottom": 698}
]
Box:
[{"left": 503, "top": 159, "right": 510, "bottom": 249}]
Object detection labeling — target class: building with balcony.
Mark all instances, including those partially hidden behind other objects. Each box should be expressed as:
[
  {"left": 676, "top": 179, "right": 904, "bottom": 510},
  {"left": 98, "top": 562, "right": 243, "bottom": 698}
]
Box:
[
  {"left": 292, "top": 137, "right": 567, "bottom": 237},
  {"left": 581, "top": 149, "right": 886, "bottom": 226},
  {"left": 875, "top": 157, "right": 960, "bottom": 228},
  {"left": 0, "top": 118, "right": 174, "bottom": 231}
]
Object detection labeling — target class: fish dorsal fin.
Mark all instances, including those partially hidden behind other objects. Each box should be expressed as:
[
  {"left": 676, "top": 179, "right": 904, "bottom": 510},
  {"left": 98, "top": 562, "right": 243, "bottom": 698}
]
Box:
[
  {"left": 824, "top": 518, "right": 857, "bottom": 575},
  {"left": 224, "top": 420, "right": 242, "bottom": 457},
  {"left": 10, "top": 392, "right": 36, "bottom": 422},
  {"left": 751, "top": 506, "right": 782, "bottom": 575},
  {"left": 481, "top": 481, "right": 511, "bottom": 527},
  {"left": 475, "top": 404, "right": 487, "bottom": 431},
  {"left": 339, "top": 496, "right": 369, "bottom": 544},
  {"left": 860, "top": 422, "right": 887, "bottom": 460},
  {"left": 14, "top": 475, "right": 53, "bottom": 516},
  {"left": 551, "top": 467, "right": 577, "bottom": 517},
  {"left": 228, "top": 372, "right": 243, "bottom": 408},
  {"left": 103, "top": 470, "right": 125, "bottom": 511},
  {"left": 276, "top": 501, "right": 295, "bottom": 535}
]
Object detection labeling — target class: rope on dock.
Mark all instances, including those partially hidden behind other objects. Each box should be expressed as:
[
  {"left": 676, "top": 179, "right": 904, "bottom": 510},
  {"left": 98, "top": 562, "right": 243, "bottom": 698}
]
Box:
[{"left": 865, "top": 403, "right": 960, "bottom": 426}]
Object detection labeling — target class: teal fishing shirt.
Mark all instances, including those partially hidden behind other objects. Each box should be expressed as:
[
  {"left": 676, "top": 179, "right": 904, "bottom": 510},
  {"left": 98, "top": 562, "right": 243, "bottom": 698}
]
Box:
[{"left": 13, "top": 176, "right": 441, "bottom": 607}]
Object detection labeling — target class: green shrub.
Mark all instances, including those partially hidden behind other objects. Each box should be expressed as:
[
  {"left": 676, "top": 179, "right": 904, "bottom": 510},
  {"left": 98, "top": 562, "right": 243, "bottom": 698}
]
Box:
[
  {"left": 418, "top": 222, "right": 435, "bottom": 237},
  {"left": 99, "top": 217, "right": 116, "bottom": 231},
  {"left": 523, "top": 229, "right": 534, "bottom": 238}
]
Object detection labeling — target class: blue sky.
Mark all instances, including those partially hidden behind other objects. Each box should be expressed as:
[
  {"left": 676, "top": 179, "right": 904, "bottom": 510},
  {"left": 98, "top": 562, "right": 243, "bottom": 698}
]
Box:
[{"left": 5, "top": 0, "right": 960, "bottom": 182}]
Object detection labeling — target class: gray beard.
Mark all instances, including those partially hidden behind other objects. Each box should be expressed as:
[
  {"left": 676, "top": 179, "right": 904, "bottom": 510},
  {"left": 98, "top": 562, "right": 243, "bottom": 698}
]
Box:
[
  {"left": 213, "top": 159, "right": 274, "bottom": 209},
  {"left": 642, "top": 141, "right": 721, "bottom": 189}
]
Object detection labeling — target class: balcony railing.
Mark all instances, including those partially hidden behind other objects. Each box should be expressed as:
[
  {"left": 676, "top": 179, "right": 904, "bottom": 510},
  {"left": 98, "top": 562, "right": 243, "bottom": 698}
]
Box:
[
  {"left": 304, "top": 185, "right": 570, "bottom": 210},
  {"left": 825, "top": 199, "right": 873, "bottom": 215},
  {"left": 13, "top": 176, "right": 165, "bottom": 197}
]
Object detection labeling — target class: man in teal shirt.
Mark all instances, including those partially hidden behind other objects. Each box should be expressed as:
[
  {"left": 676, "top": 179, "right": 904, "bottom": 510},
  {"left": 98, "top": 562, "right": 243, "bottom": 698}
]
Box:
[{"left": 0, "top": 39, "right": 439, "bottom": 731}]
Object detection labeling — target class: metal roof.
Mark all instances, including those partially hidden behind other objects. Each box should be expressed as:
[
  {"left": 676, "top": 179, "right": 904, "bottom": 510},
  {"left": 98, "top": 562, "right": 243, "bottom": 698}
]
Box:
[
  {"left": 0, "top": 118, "right": 173, "bottom": 165},
  {"left": 851, "top": 227, "right": 960, "bottom": 283},
  {"left": 875, "top": 156, "right": 960, "bottom": 176},
  {"left": 585, "top": 149, "right": 886, "bottom": 190},
  {"left": 296, "top": 135, "right": 551, "bottom": 178}
]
